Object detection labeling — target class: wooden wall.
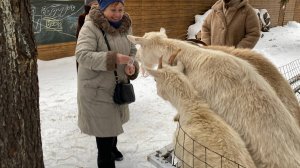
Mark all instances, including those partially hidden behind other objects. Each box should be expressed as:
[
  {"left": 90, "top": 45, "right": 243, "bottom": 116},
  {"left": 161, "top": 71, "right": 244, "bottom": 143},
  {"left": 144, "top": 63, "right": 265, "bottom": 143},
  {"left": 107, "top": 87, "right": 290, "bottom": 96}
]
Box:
[
  {"left": 249, "top": 0, "right": 281, "bottom": 26},
  {"left": 284, "top": 0, "right": 297, "bottom": 25},
  {"left": 294, "top": 0, "right": 300, "bottom": 22},
  {"left": 37, "top": 42, "right": 76, "bottom": 60},
  {"left": 249, "top": 0, "right": 298, "bottom": 26},
  {"left": 126, "top": 0, "right": 216, "bottom": 39},
  {"left": 37, "top": 0, "right": 300, "bottom": 60}
]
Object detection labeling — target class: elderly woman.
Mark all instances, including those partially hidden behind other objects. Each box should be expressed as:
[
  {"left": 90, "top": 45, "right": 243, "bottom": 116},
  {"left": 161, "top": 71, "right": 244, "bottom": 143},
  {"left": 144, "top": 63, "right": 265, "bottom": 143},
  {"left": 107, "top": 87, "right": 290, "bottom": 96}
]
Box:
[{"left": 75, "top": 0, "right": 139, "bottom": 167}]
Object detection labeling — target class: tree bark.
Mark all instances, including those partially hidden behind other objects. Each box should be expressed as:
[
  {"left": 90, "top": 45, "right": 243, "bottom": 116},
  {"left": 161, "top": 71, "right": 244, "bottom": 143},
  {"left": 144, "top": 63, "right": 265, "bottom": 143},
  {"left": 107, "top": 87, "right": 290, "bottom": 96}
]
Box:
[
  {"left": 0, "top": 0, "right": 44, "bottom": 168},
  {"left": 278, "top": 3, "right": 286, "bottom": 26}
]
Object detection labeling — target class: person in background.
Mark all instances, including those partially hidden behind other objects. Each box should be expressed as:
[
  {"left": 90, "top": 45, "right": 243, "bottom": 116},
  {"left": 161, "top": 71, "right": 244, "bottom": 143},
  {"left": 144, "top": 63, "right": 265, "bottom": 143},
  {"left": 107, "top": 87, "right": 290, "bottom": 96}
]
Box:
[
  {"left": 200, "top": 0, "right": 260, "bottom": 49},
  {"left": 76, "top": 0, "right": 98, "bottom": 71},
  {"left": 75, "top": 0, "right": 139, "bottom": 167},
  {"left": 76, "top": 0, "right": 98, "bottom": 38}
]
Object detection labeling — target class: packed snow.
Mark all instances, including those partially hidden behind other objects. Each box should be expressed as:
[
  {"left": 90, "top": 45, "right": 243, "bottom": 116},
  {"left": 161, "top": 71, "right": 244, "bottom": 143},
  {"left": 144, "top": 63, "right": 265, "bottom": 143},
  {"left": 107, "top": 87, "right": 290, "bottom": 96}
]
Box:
[{"left": 39, "top": 21, "right": 300, "bottom": 168}]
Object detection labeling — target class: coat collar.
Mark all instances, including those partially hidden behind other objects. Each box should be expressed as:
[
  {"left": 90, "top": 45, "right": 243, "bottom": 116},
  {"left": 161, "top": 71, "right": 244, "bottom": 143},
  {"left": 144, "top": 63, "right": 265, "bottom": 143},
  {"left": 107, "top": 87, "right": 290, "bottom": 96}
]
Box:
[
  {"left": 87, "top": 8, "right": 132, "bottom": 35},
  {"left": 212, "top": 0, "right": 248, "bottom": 26},
  {"left": 223, "top": 0, "right": 242, "bottom": 9},
  {"left": 212, "top": 0, "right": 248, "bottom": 11}
]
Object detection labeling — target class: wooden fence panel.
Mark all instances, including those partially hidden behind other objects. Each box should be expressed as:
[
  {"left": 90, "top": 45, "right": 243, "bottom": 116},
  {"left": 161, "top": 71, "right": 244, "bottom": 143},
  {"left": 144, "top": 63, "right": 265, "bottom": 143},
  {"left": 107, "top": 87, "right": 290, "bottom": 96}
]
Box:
[
  {"left": 126, "top": 0, "right": 216, "bottom": 39},
  {"left": 36, "top": 0, "right": 299, "bottom": 60},
  {"left": 294, "top": 0, "right": 300, "bottom": 22},
  {"left": 249, "top": 0, "right": 281, "bottom": 27},
  {"left": 37, "top": 42, "right": 76, "bottom": 60},
  {"left": 284, "top": 0, "right": 297, "bottom": 25}
]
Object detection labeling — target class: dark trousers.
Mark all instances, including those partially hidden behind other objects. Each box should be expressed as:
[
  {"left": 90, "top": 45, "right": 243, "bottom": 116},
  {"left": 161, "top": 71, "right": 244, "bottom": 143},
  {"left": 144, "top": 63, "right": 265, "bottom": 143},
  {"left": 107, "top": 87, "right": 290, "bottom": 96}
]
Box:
[
  {"left": 96, "top": 137, "right": 117, "bottom": 168},
  {"left": 112, "top": 137, "right": 118, "bottom": 152}
]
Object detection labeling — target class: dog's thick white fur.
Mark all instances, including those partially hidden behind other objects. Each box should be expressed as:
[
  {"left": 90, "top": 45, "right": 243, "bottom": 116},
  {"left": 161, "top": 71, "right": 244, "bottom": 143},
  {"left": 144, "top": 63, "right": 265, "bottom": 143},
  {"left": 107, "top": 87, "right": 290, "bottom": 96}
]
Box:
[
  {"left": 127, "top": 29, "right": 300, "bottom": 167},
  {"left": 204, "top": 45, "right": 300, "bottom": 127},
  {"left": 137, "top": 35, "right": 300, "bottom": 127},
  {"left": 147, "top": 64, "right": 256, "bottom": 168}
]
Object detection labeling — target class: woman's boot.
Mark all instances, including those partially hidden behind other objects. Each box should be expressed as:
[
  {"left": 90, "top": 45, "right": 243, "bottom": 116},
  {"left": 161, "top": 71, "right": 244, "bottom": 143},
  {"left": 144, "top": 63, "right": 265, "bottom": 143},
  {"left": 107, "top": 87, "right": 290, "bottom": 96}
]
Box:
[{"left": 112, "top": 137, "right": 123, "bottom": 161}]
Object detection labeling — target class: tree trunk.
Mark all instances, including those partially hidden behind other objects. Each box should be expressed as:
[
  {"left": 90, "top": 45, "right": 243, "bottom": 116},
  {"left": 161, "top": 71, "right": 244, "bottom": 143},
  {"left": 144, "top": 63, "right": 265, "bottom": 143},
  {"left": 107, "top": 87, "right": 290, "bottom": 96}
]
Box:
[
  {"left": 278, "top": 3, "right": 286, "bottom": 26},
  {"left": 0, "top": 0, "right": 44, "bottom": 168}
]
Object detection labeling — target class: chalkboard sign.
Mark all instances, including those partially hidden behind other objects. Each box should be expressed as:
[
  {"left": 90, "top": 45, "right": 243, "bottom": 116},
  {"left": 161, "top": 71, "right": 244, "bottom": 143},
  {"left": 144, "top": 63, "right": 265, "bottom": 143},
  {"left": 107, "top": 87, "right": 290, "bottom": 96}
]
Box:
[{"left": 31, "top": 0, "right": 84, "bottom": 45}]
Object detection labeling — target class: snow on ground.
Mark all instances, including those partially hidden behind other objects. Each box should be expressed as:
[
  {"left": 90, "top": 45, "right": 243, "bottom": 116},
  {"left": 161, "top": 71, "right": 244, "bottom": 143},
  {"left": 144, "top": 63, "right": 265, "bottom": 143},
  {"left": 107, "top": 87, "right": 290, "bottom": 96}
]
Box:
[
  {"left": 39, "top": 22, "right": 300, "bottom": 168},
  {"left": 254, "top": 21, "right": 300, "bottom": 66}
]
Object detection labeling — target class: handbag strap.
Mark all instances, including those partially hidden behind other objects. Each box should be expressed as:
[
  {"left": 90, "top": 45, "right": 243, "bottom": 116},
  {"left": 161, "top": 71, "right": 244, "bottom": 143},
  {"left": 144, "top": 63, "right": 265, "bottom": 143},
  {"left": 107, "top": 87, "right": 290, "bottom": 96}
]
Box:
[
  {"left": 101, "top": 29, "right": 111, "bottom": 51},
  {"left": 100, "top": 29, "right": 120, "bottom": 84},
  {"left": 100, "top": 30, "right": 131, "bottom": 84}
]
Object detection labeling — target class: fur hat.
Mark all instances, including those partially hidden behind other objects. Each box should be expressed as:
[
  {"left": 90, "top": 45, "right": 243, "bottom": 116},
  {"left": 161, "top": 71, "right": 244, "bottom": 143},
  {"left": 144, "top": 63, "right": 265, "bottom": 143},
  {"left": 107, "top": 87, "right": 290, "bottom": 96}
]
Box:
[
  {"left": 98, "top": 0, "right": 124, "bottom": 10},
  {"left": 85, "top": 0, "right": 97, "bottom": 5}
]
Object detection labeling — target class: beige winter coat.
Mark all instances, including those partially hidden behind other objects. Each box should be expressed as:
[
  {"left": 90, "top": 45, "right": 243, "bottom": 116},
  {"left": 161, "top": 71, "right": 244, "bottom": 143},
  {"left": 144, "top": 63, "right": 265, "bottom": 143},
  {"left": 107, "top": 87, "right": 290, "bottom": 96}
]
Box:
[
  {"left": 201, "top": 0, "right": 260, "bottom": 49},
  {"left": 75, "top": 8, "right": 139, "bottom": 137}
]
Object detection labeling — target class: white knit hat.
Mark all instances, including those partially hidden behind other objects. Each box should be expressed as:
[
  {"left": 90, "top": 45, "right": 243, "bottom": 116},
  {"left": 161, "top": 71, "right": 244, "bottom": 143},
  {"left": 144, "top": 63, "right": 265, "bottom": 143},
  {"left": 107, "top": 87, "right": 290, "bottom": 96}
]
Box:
[{"left": 84, "top": 0, "right": 97, "bottom": 5}]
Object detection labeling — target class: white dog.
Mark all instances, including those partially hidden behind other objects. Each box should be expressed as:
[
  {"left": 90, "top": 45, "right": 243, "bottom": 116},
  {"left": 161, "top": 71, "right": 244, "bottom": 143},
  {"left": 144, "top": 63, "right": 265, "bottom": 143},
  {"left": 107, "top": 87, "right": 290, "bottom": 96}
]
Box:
[
  {"left": 127, "top": 28, "right": 300, "bottom": 167},
  {"left": 146, "top": 61, "right": 256, "bottom": 168}
]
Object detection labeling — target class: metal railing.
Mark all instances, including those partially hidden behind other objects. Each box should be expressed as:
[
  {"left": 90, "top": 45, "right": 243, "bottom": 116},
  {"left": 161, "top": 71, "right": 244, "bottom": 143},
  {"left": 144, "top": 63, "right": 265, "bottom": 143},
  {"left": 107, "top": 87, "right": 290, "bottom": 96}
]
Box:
[
  {"left": 172, "top": 123, "right": 246, "bottom": 168},
  {"left": 278, "top": 59, "right": 300, "bottom": 102},
  {"left": 149, "top": 59, "right": 300, "bottom": 168}
]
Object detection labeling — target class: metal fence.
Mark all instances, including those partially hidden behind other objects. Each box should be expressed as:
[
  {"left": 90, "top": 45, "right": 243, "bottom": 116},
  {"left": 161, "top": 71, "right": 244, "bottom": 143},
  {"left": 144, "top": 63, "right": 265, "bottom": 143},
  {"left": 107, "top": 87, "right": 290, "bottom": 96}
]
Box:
[
  {"left": 278, "top": 59, "right": 300, "bottom": 102},
  {"left": 172, "top": 123, "right": 247, "bottom": 168},
  {"left": 171, "top": 59, "right": 300, "bottom": 168}
]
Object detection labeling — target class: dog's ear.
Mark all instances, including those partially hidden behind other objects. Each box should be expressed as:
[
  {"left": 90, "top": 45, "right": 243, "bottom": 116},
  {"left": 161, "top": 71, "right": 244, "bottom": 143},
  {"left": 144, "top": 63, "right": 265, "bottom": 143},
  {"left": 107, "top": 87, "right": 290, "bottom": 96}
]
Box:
[
  {"left": 160, "top": 27, "right": 166, "bottom": 35},
  {"left": 127, "top": 35, "right": 147, "bottom": 45},
  {"left": 158, "top": 28, "right": 168, "bottom": 38}
]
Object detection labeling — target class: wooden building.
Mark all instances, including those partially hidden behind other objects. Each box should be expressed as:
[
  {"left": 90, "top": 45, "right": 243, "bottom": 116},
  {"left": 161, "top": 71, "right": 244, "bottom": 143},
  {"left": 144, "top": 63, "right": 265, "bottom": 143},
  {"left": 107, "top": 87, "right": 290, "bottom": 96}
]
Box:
[{"left": 35, "top": 0, "right": 300, "bottom": 60}]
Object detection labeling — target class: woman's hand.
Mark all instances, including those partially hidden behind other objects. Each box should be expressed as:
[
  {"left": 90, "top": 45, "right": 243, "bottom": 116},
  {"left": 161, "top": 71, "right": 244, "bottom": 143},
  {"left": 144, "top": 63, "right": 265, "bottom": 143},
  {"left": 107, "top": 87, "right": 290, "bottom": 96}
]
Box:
[
  {"left": 124, "top": 64, "right": 135, "bottom": 76},
  {"left": 116, "top": 53, "right": 135, "bottom": 75},
  {"left": 116, "top": 53, "right": 131, "bottom": 64}
]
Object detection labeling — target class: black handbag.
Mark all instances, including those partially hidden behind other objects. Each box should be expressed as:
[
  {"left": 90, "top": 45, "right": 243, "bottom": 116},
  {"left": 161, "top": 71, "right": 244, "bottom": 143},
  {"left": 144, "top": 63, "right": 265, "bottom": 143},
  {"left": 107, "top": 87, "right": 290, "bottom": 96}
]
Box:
[
  {"left": 113, "top": 71, "right": 136, "bottom": 104},
  {"left": 101, "top": 29, "right": 136, "bottom": 104}
]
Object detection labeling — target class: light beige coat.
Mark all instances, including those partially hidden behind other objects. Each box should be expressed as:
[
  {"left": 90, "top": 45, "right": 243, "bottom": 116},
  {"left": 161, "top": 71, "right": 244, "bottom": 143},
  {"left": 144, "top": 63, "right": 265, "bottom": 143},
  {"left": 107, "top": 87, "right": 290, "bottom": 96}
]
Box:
[
  {"left": 201, "top": 0, "right": 260, "bottom": 49},
  {"left": 75, "top": 9, "right": 139, "bottom": 137}
]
